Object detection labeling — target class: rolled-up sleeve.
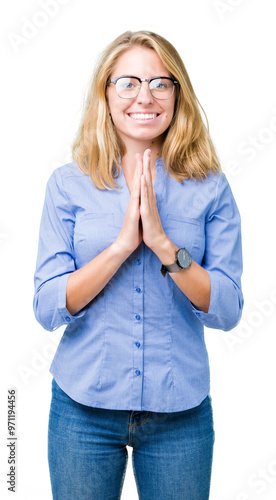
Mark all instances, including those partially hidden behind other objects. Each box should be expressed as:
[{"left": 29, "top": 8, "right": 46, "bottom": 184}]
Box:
[
  {"left": 33, "top": 169, "right": 86, "bottom": 331},
  {"left": 191, "top": 173, "right": 244, "bottom": 331}
]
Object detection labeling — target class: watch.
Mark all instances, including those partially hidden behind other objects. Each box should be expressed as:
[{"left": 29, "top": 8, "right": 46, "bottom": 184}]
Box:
[{"left": 160, "top": 248, "right": 192, "bottom": 277}]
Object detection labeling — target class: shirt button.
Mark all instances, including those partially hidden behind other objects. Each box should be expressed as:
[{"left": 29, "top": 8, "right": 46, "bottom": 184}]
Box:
[
  {"left": 135, "top": 287, "right": 141, "bottom": 293},
  {"left": 136, "top": 259, "right": 141, "bottom": 265},
  {"left": 65, "top": 317, "right": 71, "bottom": 322},
  {"left": 135, "top": 370, "right": 141, "bottom": 376},
  {"left": 135, "top": 314, "right": 141, "bottom": 321},
  {"left": 135, "top": 342, "right": 141, "bottom": 348}
]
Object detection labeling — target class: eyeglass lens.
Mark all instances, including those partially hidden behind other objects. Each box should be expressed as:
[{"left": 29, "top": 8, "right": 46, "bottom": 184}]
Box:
[{"left": 115, "top": 77, "right": 175, "bottom": 99}]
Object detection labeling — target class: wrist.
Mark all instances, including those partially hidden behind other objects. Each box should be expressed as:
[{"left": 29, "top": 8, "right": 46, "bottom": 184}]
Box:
[
  {"left": 151, "top": 235, "right": 178, "bottom": 265},
  {"left": 111, "top": 237, "right": 135, "bottom": 261}
]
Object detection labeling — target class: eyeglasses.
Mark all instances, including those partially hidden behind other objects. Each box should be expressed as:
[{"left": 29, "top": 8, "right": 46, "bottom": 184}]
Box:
[{"left": 109, "top": 76, "right": 178, "bottom": 100}]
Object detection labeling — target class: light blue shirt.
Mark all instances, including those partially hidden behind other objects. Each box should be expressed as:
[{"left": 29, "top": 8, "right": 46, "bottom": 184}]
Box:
[{"left": 33, "top": 159, "right": 243, "bottom": 412}]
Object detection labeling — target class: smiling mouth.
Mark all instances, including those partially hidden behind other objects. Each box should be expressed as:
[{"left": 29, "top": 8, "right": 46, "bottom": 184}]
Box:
[{"left": 128, "top": 113, "right": 159, "bottom": 120}]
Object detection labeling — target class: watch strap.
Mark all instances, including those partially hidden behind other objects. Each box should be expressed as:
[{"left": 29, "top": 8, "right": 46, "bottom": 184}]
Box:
[
  {"left": 160, "top": 262, "right": 183, "bottom": 277},
  {"left": 160, "top": 248, "right": 192, "bottom": 278}
]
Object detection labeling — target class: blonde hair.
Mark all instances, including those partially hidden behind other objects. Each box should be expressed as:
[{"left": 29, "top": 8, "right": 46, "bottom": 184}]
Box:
[{"left": 72, "top": 30, "right": 221, "bottom": 189}]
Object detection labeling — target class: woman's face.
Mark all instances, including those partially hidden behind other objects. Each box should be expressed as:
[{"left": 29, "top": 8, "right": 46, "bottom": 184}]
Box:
[{"left": 107, "top": 46, "right": 176, "bottom": 150}]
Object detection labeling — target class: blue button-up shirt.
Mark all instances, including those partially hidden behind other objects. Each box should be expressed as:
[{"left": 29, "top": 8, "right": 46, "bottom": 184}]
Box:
[{"left": 33, "top": 159, "right": 243, "bottom": 412}]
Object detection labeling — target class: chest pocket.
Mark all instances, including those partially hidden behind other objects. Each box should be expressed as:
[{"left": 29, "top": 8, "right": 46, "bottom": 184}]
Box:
[
  {"left": 74, "top": 212, "right": 123, "bottom": 267},
  {"left": 162, "top": 215, "right": 203, "bottom": 260}
]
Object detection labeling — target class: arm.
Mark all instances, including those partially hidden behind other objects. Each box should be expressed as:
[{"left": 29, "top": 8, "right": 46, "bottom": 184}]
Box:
[
  {"left": 140, "top": 149, "right": 243, "bottom": 330},
  {"left": 189, "top": 172, "right": 244, "bottom": 330},
  {"left": 66, "top": 158, "right": 143, "bottom": 315},
  {"left": 151, "top": 238, "right": 211, "bottom": 313},
  {"left": 139, "top": 150, "right": 210, "bottom": 312},
  {"left": 33, "top": 169, "right": 84, "bottom": 331},
  {"left": 33, "top": 161, "right": 142, "bottom": 328}
]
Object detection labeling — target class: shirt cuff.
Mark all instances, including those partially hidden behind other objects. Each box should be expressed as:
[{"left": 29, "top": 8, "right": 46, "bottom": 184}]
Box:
[
  {"left": 58, "top": 273, "right": 87, "bottom": 325},
  {"left": 190, "top": 272, "right": 241, "bottom": 331}
]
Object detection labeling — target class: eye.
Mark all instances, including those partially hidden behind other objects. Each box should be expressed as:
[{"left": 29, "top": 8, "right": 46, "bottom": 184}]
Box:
[
  {"left": 122, "top": 81, "right": 135, "bottom": 89},
  {"left": 117, "top": 78, "right": 138, "bottom": 91},
  {"left": 155, "top": 82, "right": 168, "bottom": 89},
  {"left": 150, "top": 78, "right": 171, "bottom": 91}
]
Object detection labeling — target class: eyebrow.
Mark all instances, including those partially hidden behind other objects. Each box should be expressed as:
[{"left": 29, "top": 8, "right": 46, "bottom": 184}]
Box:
[{"left": 110, "top": 76, "right": 175, "bottom": 82}]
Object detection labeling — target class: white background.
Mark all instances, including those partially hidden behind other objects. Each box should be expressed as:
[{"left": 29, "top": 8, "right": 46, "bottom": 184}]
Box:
[{"left": 1, "top": 0, "right": 276, "bottom": 499}]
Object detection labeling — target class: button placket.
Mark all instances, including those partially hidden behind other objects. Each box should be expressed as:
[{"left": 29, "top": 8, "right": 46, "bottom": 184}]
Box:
[{"left": 132, "top": 252, "right": 144, "bottom": 407}]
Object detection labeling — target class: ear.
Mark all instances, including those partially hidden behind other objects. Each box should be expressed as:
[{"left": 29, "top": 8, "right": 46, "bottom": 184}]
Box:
[
  {"left": 107, "top": 103, "right": 113, "bottom": 122},
  {"left": 106, "top": 97, "right": 111, "bottom": 117},
  {"left": 105, "top": 101, "right": 111, "bottom": 117},
  {"left": 105, "top": 85, "right": 110, "bottom": 111}
]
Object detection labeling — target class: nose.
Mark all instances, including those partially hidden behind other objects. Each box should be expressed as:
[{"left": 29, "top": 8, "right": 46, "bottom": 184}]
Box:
[{"left": 136, "top": 82, "right": 154, "bottom": 104}]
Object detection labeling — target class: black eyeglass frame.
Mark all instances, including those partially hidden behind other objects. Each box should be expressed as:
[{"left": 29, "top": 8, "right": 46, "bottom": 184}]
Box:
[{"left": 109, "top": 76, "right": 179, "bottom": 100}]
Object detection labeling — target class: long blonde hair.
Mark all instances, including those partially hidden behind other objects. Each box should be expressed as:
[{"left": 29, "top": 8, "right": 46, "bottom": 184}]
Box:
[{"left": 72, "top": 31, "right": 221, "bottom": 189}]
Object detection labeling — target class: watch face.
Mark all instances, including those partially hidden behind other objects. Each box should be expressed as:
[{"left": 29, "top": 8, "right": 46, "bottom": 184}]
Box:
[{"left": 177, "top": 248, "right": 192, "bottom": 269}]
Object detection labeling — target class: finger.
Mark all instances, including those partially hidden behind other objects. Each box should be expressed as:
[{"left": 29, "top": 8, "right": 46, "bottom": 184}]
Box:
[
  {"left": 132, "top": 155, "right": 142, "bottom": 194},
  {"left": 143, "top": 149, "right": 152, "bottom": 187},
  {"left": 131, "top": 181, "right": 141, "bottom": 217},
  {"left": 135, "top": 153, "right": 143, "bottom": 174},
  {"left": 141, "top": 174, "right": 148, "bottom": 201},
  {"left": 141, "top": 174, "right": 153, "bottom": 221}
]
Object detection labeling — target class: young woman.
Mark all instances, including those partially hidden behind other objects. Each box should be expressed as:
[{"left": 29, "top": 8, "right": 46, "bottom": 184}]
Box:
[{"left": 34, "top": 30, "right": 243, "bottom": 499}]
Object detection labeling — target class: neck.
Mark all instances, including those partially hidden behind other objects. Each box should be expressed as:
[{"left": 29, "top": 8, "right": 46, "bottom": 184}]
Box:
[{"left": 120, "top": 137, "right": 163, "bottom": 174}]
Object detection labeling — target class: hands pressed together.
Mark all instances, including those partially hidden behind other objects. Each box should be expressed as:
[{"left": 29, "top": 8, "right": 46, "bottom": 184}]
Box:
[
  {"left": 67, "top": 149, "right": 211, "bottom": 316},
  {"left": 114, "top": 148, "right": 210, "bottom": 312},
  {"left": 116, "top": 149, "right": 168, "bottom": 257}
]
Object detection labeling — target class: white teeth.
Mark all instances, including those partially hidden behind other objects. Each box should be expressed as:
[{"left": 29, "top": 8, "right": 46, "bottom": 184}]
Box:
[{"left": 129, "top": 113, "right": 158, "bottom": 120}]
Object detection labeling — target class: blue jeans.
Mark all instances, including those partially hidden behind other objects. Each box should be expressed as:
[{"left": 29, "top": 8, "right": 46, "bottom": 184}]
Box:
[{"left": 48, "top": 379, "right": 215, "bottom": 499}]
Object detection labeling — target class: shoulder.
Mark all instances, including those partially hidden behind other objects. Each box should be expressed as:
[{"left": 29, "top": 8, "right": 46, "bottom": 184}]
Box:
[
  {"left": 189, "top": 171, "right": 234, "bottom": 203},
  {"left": 161, "top": 157, "right": 225, "bottom": 195},
  {"left": 198, "top": 170, "right": 226, "bottom": 190},
  {"left": 172, "top": 169, "right": 227, "bottom": 202},
  {"left": 203, "top": 171, "right": 240, "bottom": 220},
  {"left": 48, "top": 161, "right": 86, "bottom": 185},
  {"left": 46, "top": 161, "right": 90, "bottom": 199}
]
